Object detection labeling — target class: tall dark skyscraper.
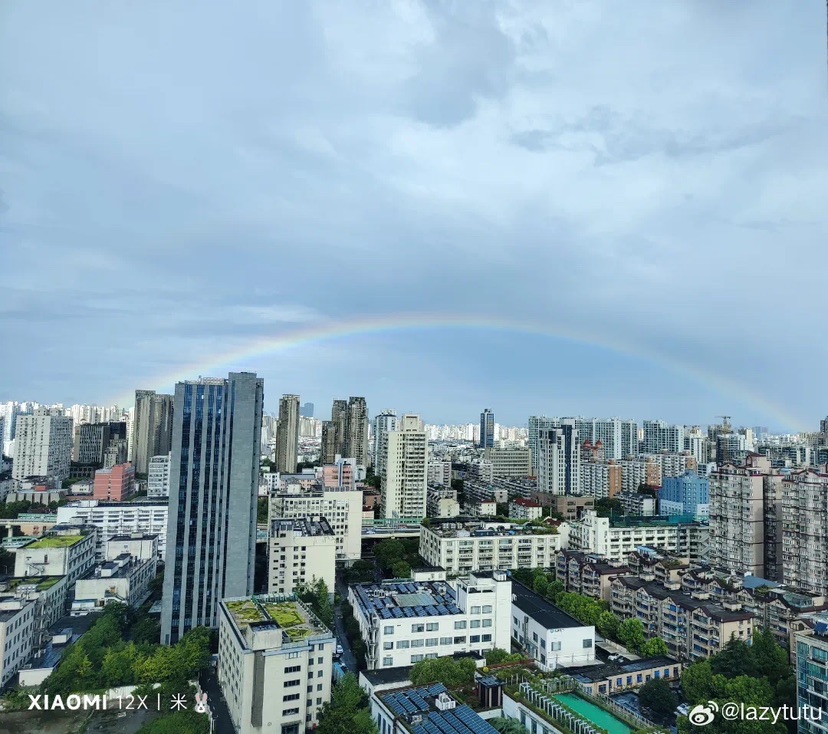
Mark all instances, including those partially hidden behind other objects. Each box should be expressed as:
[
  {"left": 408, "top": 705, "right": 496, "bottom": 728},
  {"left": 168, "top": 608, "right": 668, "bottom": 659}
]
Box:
[
  {"left": 345, "top": 396, "right": 369, "bottom": 466},
  {"left": 160, "top": 372, "right": 263, "bottom": 645},
  {"left": 274, "top": 394, "right": 300, "bottom": 473},
  {"left": 479, "top": 408, "right": 495, "bottom": 449},
  {"left": 132, "top": 389, "right": 174, "bottom": 474},
  {"left": 331, "top": 399, "right": 348, "bottom": 457}
]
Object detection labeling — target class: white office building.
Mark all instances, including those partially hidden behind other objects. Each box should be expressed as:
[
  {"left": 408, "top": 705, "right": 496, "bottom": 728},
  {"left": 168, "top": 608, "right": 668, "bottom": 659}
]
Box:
[
  {"left": 348, "top": 571, "right": 511, "bottom": 670},
  {"left": 57, "top": 500, "right": 169, "bottom": 560},
  {"left": 147, "top": 453, "right": 171, "bottom": 498},
  {"left": 381, "top": 415, "right": 428, "bottom": 520},
  {"left": 268, "top": 517, "right": 336, "bottom": 597},
  {"left": 373, "top": 411, "right": 398, "bottom": 477},
  {"left": 218, "top": 596, "right": 335, "bottom": 734},
  {"left": 14, "top": 526, "right": 96, "bottom": 584},
  {"left": 419, "top": 521, "right": 567, "bottom": 576},
  {"left": 12, "top": 409, "right": 73, "bottom": 482}
]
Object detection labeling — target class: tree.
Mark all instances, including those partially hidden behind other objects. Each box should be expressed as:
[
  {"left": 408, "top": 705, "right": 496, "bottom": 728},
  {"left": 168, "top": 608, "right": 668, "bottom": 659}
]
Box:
[
  {"left": 391, "top": 560, "right": 411, "bottom": 579},
  {"left": 681, "top": 660, "right": 715, "bottom": 704},
  {"left": 640, "top": 637, "right": 669, "bottom": 658},
  {"left": 710, "top": 637, "right": 757, "bottom": 679},
  {"left": 638, "top": 678, "right": 677, "bottom": 718},
  {"left": 410, "top": 657, "right": 477, "bottom": 687},
  {"left": 490, "top": 718, "right": 530, "bottom": 734},
  {"left": 594, "top": 498, "right": 624, "bottom": 518},
  {"left": 257, "top": 497, "right": 269, "bottom": 523},
  {"left": 749, "top": 629, "right": 790, "bottom": 687},
  {"left": 596, "top": 612, "right": 619, "bottom": 640},
  {"left": 346, "top": 560, "right": 376, "bottom": 584},
  {"left": 533, "top": 574, "right": 549, "bottom": 597},
  {"left": 136, "top": 710, "right": 210, "bottom": 734},
  {"left": 317, "top": 673, "right": 377, "bottom": 734},
  {"left": 299, "top": 578, "right": 334, "bottom": 629},
  {"left": 617, "top": 618, "right": 646, "bottom": 652},
  {"left": 374, "top": 539, "right": 406, "bottom": 570}
]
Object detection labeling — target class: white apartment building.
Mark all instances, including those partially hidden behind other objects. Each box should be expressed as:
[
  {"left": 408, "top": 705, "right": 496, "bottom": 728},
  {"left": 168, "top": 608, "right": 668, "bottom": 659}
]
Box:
[
  {"left": 103, "top": 533, "right": 159, "bottom": 562},
  {"left": 427, "top": 460, "right": 453, "bottom": 487},
  {"left": 426, "top": 488, "right": 460, "bottom": 519},
  {"left": 218, "top": 596, "right": 335, "bottom": 734},
  {"left": 509, "top": 498, "right": 543, "bottom": 521},
  {"left": 373, "top": 411, "right": 398, "bottom": 477},
  {"left": 617, "top": 492, "right": 657, "bottom": 517},
  {"left": 483, "top": 447, "right": 532, "bottom": 478},
  {"left": 641, "top": 452, "right": 697, "bottom": 479},
  {"left": 511, "top": 580, "right": 596, "bottom": 668},
  {"left": 568, "top": 511, "right": 708, "bottom": 562},
  {"left": 348, "top": 571, "right": 511, "bottom": 670},
  {"left": 14, "top": 526, "right": 96, "bottom": 584},
  {"left": 537, "top": 423, "right": 581, "bottom": 496},
  {"left": 147, "top": 453, "right": 171, "bottom": 498},
  {"left": 419, "top": 522, "right": 567, "bottom": 575},
  {"left": 382, "top": 415, "right": 428, "bottom": 520},
  {"left": 12, "top": 409, "right": 73, "bottom": 482},
  {"left": 270, "top": 486, "right": 363, "bottom": 562},
  {"left": 73, "top": 554, "right": 156, "bottom": 610},
  {"left": 269, "top": 517, "right": 336, "bottom": 596},
  {"left": 0, "top": 601, "right": 36, "bottom": 687},
  {"left": 575, "top": 418, "right": 638, "bottom": 461},
  {"left": 57, "top": 500, "right": 169, "bottom": 560},
  {"left": 782, "top": 468, "right": 828, "bottom": 596},
  {"left": 580, "top": 461, "right": 622, "bottom": 499}
]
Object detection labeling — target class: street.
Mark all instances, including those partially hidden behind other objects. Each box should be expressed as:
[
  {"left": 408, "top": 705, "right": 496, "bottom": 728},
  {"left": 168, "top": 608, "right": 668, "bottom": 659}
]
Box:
[{"left": 334, "top": 572, "right": 359, "bottom": 673}]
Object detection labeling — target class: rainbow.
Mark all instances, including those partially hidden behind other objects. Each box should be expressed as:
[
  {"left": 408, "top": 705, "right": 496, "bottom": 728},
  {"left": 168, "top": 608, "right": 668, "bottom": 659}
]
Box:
[{"left": 113, "top": 312, "right": 805, "bottom": 431}]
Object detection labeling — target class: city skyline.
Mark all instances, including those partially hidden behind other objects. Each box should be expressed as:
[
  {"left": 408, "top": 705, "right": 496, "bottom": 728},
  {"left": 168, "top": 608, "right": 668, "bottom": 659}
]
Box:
[{"left": 2, "top": 2, "right": 826, "bottom": 433}]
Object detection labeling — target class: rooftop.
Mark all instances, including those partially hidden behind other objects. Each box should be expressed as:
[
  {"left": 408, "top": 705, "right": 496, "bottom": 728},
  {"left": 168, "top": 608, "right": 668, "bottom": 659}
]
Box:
[
  {"left": 271, "top": 516, "right": 335, "bottom": 537},
  {"left": 0, "top": 576, "right": 64, "bottom": 592},
  {"left": 425, "top": 520, "right": 558, "bottom": 538},
  {"left": 379, "top": 684, "right": 499, "bottom": 734},
  {"left": 352, "top": 579, "right": 462, "bottom": 619},
  {"left": 27, "top": 535, "right": 85, "bottom": 549},
  {"left": 511, "top": 581, "right": 588, "bottom": 630},
  {"left": 108, "top": 533, "right": 159, "bottom": 542},
  {"left": 224, "top": 595, "right": 329, "bottom": 643}
]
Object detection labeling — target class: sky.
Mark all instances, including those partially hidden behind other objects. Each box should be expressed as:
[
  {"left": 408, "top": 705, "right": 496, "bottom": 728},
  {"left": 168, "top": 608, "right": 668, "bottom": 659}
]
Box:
[{"left": 1, "top": 1, "right": 826, "bottom": 431}]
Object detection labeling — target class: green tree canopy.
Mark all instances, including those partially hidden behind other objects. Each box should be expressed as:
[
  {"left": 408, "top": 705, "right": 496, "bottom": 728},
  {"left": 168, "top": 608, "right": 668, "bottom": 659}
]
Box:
[
  {"left": 410, "top": 657, "right": 477, "bottom": 687},
  {"left": 617, "top": 618, "right": 646, "bottom": 652},
  {"left": 317, "top": 673, "right": 378, "bottom": 734},
  {"left": 640, "top": 637, "right": 669, "bottom": 658},
  {"left": 638, "top": 678, "right": 677, "bottom": 718},
  {"left": 391, "top": 560, "right": 411, "bottom": 579}
]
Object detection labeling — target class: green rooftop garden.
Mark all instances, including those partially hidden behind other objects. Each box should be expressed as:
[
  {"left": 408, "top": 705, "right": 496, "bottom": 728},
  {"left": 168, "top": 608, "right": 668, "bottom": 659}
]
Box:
[
  {"left": 227, "top": 596, "right": 328, "bottom": 643},
  {"left": 29, "top": 535, "right": 84, "bottom": 549},
  {"left": 4, "top": 576, "right": 62, "bottom": 591},
  {"left": 226, "top": 599, "right": 266, "bottom": 625},
  {"left": 262, "top": 602, "right": 304, "bottom": 628}
]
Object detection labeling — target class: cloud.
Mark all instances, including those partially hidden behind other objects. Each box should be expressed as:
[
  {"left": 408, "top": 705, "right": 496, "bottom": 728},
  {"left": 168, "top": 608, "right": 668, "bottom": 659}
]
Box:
[{"left": 0, "top": 0, "right": 825, "bottom": 430}]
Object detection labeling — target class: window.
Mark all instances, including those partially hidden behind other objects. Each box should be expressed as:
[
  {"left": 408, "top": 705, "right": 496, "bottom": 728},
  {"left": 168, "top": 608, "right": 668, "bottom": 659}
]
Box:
[
  {"left": 551, "top": 641, "right": 561, "bottom": 651},
  {"left": 482, "top": 634, "right": 491, "bottom": 642},
  {"left": 412, "top": 624, "right": 425, "bottom": 633},
  {"left": 285, "top": 679, "right": 300, "bottom": 688},
  {"left": 471, "top": 606, "right": 481, "bottom": 614},
  {"left": 397, "top": 640, "right": 410, "bottom": 649},
  {"left": 383, "top": 657, "right": 393, "bottom": 667},
  {"left": 318, "top": 657, "right": 323, "bottom": 664},
  {"left": 383, "top": 642, "right": 394, "bottom": 650},
  {"left": 426, "top": 622, "right": 439, "bottom": 631},
  {"left": 540, "top": 640, "right": 546, "bottom": 650},
  {"left": 318, "top": 671, "right": 324, "bottom": 677},
  {"left": 284, "top": 694, "right": 300, "bottom": 701},
  {"left": 470, "top": 620, "right": 480, "bottom": 629},
  {"left": 411, "top": 639, "right": 424, "bottom": 647},
  {"left": 482, "top": 619, "right": 492, "bottom": 628},
  {"left": 440, "top": 637, "right": 453, "bottom": 645},
  {"left": 317, "top": 684, "right": 323, "bottom": 691},
  {"left": 470, "top": 635, "right": 481, "bottom": 643},
  {"left": 454, "top": 636, "right": 466, "bottom": 644},
  {"left": 285, "top": 665, "right": 301, "bottom": 674},
  {"left": 582, "top": 639, "right": 593, "bottom": 648},
  {"left": 426, "top": 638, "right": 438, "bottom": 647},
  {"left": 454, "top": 621, "right": 466, "bottom": 630},
  {"left": 283, "top": 708, "right": 300, "bottom": 716},
  {"left": 482, "top": 605, "right": 492, "bottom": 613},
  {"left": 384, "top": 626, "right": 395, "bottom": 634},
  {"left": 411, "top": 654, "right": 425, "bottom": 663}
]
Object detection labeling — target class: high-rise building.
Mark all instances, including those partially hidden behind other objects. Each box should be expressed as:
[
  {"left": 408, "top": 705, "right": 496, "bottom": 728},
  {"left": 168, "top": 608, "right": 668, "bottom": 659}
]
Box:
[
  {"left": 300, "top": 402, "right": 314, "bottom": 418},
  {"left": 381, "top": 415, "right": 428, "bottom": 519},
  {"left": 642, "top": 420, "right": 685, "bottom": 454},
  {"left": 479, "top": 409, "right": 495, "bottom": 449},
  {"left": 660, "top": 473, "right": 710, "bottom": 517},
  {"left": 372, "top": 410, "right": 397, "bottom": 476},
  {"left": 131, "top": 390, "right": 173, "bottom": 475},
  {"left": 537, "top": 421, "right": 580, "bottom": 496},
  {"left": 709, "top": 455, "right": 783, "bottom": 579},
  {"left": 93, "top": 463, "right": 135, "bottom": 502},
  {"left": 344, "top": 397, "right": 369, "bottom": 466},
  {"left": 161, "top": 372, "right": 263, "bottom": 645},
  {"left": 12, "top": 408, "right": 73, "bottom": 481},
  {"left": 528, "top": 416, "right": 558, "bottom": 474},
  {"left": 330, "top": 400, "right": 348, "bottom": 458},
  {"left": 73, "top": 422, "right": 108, "bottom": 464},
  {"left": 574, "top": 418, "right": 638, "bottom": 460},
  {"left": 147, "top": 453, "right": 171, "bottom": 498},
  {"left": 782, "top": 468, "right": 828, "bottom": 596},
  {"left": 320, "top": 421, "right": 337, "bottom": 464},
  {"left": 268, "top": 516, "right": 336, "bottom": 596},
  {"left": 274, "top": 394, "right": 300, "bottom": 473}
]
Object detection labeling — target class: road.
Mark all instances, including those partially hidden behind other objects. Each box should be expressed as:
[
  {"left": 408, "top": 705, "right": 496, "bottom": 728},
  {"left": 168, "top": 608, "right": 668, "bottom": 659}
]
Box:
[
  {"left": 199, "top": 665, "right": 236, "bottom": 734},
  {"left": 334, "top": 573, "right": 359, "bottom": 673}
]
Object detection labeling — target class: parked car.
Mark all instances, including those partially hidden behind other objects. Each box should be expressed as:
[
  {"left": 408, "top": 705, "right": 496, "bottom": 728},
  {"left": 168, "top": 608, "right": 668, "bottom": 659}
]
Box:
[
  {"left": 336, "top": 644, "right": 344, "bottom": 656},
  {"left": 608, "top": 654, "right": 625, "bottom": 662}
]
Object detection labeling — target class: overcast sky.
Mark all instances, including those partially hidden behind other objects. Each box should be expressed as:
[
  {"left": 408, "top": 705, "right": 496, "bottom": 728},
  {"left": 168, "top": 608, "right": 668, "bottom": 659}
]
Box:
[{"left": 1, "top": 1, "right": 826, "bottom": 430}]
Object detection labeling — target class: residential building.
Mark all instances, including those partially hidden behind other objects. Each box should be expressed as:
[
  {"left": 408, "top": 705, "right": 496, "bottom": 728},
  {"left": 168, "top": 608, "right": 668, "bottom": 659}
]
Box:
[
  {"left": 426, "top": 488, "right": 460, "bottom": 519},
  {"left": 641, "top": 452, "right": 697, "bottom": 479},
  {"left": 218, "top": 595, "right": 335, "bottom": 734},
  {"left": 463, "top": 480, "right": 508, "bottom": 506},
  {"left": 103, "top": 533, "right": 159, "bottom": 562},
  {"left": 57, "top": 499, "right": 169, "bottom": 560},
  {"left": 12, "top": 408, "right": 73, "bottom": 482},
  {"left": 0, "top": 600, "right": 36, "bottom": 687},
  {"left": 617, "top": 491, "right": 656, "bottom": 517},
  {"left": 511, "top": 580, "right": 596, "bottom": 668},
  {"left": 569, "top": 657, "right": 683, "bottom": 696},
  {"left": 330, "top": 400, "right": 349, "bottom": 458},
  {"left": 161, "top": 372, "right": 263, "bottom": 645},
  {"left": 427, "top": 460, "right": 452, "bottom": 487},
  {"left": 483, "top": 446, "right": 531, "bottom": 478},
  {"left": 93, "top": 462, "right": 135, "bottom": 502},
  {"left": 373, "top": 411, "right": 398, "bottom": 477},
  {"left": 268, "top": 517, "right": 336, "bottom": 596},
  {"left": 14, "top": 525, "right": 96, "bottom": 583},
  {"left": 579, "top": 460, "right": 622, "bottom": 499},
  {"left": 300, "top": 402, "right": 314, "bottom": 418},
  {"left": 270, "top": 485, "right": 363, "bottom": 562},
  {"left": 103, "top": 438, "right": 128, "bottom": 469},
  {"left": 320, "top": 456, "right": 356, "bottom": 490},
  {"left": 131, "top": 390, "right": 173, "bottom": 475},
  {"left": 275, "top": 394, "right": 300, "bottom": 474},
  {"left": 618, "top": 457, "right": 662, "bottom": 493},
  {"left": 73, "top": 422, "right": 123, "bottom": 465},
  {"left": 479, "top": 409, "right": 495, "bottom": 449},
  {"left": 782, "top": 467, "right": 828, "bottom": 596},
  {"left": 147, "top": 453, "right": 171, "bottom": 498},
  {"left": 568, "top": 511, "right": 708, "bottom": 563},
  {"left": 463, "top": 500, "right": 497, "bottom": 518},
  {"left": 371, "top": 684, "right": 498, "bottom": 734},
  {"left": 348, "top": 571, "right": 511, "bottom": 669},
  {"left": 382, "top": 415, "right": 428, "bottom": 520},
  {"left": 709, "top": 455, "right": 782, "bottom": 579},
  {"left": 536, "top": 422, "right": 580, "bottom": 496},
  {"left": 642, "top": 421, "right": 685, "bottom": 454},
  {"left": 320, "top": 422, "right": 337, "bottom": 465},
  {"left": 73, "top": 553, "right": 156, "bottom": 610},
  {"left": 553, "top": 550, "right": 630, "bottom": 602},
  {"left": 794, "top": 618, "right": 828, "bottom": 734},
  {"left": 419, "top": 521, "right": 566, "bottom": 575},
  {"left": 528, "top": 416, "right": 557, "bottom": 474},
  {"left": 509, "top": 498, "right": 542, "bottom": 521},
  {"left": 660, "top": 473, "right": 710, "bottom": 517},
  {"left": 575, "top": 418, "right": 639, "bottom": 460},
  {"left": 345, "top": 397, "right": 370, "bottom": 467},
  {"left": 545, "top": 495, "right": 595, "bottom": 521}
]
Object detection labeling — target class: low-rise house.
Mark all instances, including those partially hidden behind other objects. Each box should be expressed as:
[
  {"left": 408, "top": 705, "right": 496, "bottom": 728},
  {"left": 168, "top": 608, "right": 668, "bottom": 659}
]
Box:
[
  {"left": 73, "top": 554, "right": 156, "bottom": 610},
  {"left": 569, "top": 656, "right": 683, "bottom": 696},
  {"left": 13, "top": 525, "right": 96, "bottom": 584}
]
